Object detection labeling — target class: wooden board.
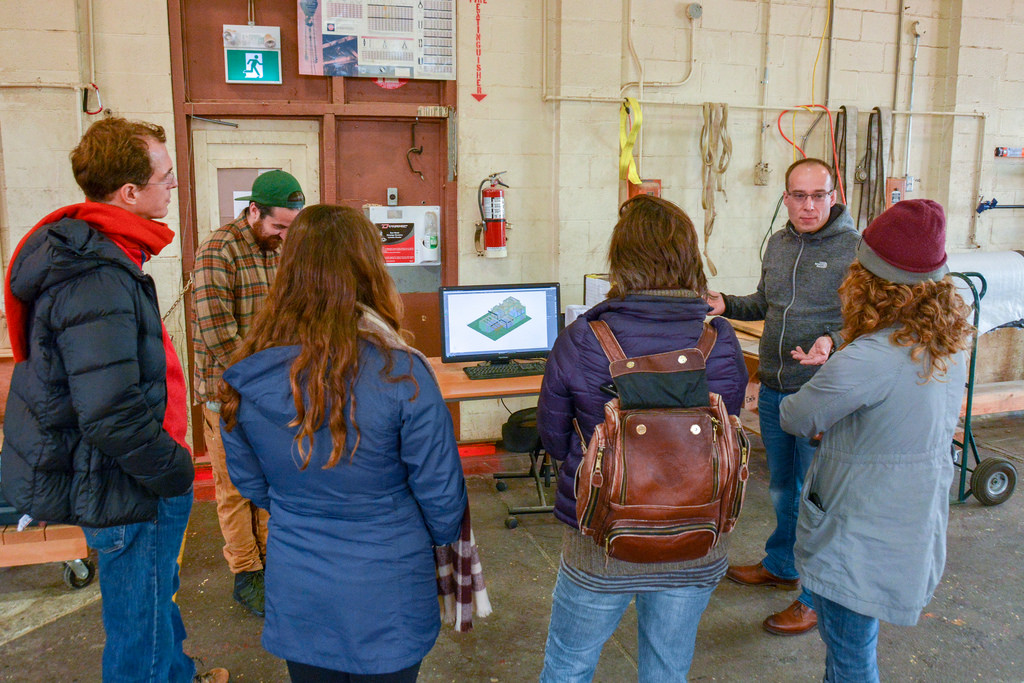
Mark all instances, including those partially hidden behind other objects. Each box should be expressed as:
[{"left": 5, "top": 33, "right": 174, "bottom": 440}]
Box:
[
  {"left": 726, "top": 319, "right": 765, "bottom": 338},
  {"left": 963, "top": 380, "right": 1024, "bottom": 417},
  {"left": 0, "top": 524, "right": 89, "bottom": 568},
  {"left": 430, "top": 358, "right": 543, "bottom": 402}
]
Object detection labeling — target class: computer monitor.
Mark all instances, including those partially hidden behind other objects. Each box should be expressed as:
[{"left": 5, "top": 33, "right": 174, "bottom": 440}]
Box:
[{"left": 439, "top": 283, "right": 561, "bottom": 364}]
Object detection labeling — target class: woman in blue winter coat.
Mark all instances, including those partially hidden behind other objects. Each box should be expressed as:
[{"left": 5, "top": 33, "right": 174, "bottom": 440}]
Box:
[
  {"left": 219, "top": 204, "right": 468, "bottom": 682},
  {"left": 537, "top": 195, "right": 748, "bottom": 682}
]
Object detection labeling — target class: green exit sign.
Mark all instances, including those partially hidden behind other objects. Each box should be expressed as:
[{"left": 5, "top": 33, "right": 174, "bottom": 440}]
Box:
[
  {"left": 225, "top": 49, "right": 281, "bottom": 84},
  {"left": 223, "top": 25, "right": 282, "bottom": 85}
]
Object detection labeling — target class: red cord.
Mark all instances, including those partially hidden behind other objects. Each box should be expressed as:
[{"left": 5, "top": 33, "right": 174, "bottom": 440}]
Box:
[
  {"left": 776, "top": 110, "right": 807, "bottom": 159},
  {"left": 776, "top": 104, "right": 847, "bottom": 206}
]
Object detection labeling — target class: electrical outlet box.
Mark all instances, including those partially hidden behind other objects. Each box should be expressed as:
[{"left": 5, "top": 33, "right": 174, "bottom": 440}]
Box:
[
  {"left": 754, "top": 162, "right": 770, "bottom": 186},
  {"left": 885, "top": 177, "right": 906, "bottom": 208},
  {"left": 387, "top": 187, "right": 399, "bottom": 206},
  {"left": 754, "top": 162, "right": 771, "bottom": 186},
  {"left": 627, "top": 179, "right": 662, "bottom": 199}
]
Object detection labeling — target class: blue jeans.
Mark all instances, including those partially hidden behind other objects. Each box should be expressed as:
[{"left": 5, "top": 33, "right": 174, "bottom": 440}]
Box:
[
  {"left": 759, "top": 384, "right": 816, "bottom": 608},
  {"left": 82, "top": 491, "right": 196, "bottom": 683},
  {"left": 540, "top": 568, "right": 714, "bottom": 682},
  {"left": 811, "top": 593, "right": 880, "bottom": 683}
]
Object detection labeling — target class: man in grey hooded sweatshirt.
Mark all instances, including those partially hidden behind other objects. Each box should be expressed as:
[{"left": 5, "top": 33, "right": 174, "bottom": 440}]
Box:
[{"left": 706, "top": 158, "right": 859, "bottom": 636}]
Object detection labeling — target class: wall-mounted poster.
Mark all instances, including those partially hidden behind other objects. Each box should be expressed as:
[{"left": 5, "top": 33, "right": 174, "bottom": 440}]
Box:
[{"left": 297, "top": 0, "right": 454, "bottom": 80}]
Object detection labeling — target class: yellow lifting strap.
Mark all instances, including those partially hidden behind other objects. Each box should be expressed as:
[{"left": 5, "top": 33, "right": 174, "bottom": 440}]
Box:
[{"left": 619, "top": 97, "right": 643, "bottom": 185}]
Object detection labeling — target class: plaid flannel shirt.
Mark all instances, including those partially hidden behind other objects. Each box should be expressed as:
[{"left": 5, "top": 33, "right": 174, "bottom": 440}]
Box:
[{"left": 192, "top": 212, "right": 279, "bottom": 403}]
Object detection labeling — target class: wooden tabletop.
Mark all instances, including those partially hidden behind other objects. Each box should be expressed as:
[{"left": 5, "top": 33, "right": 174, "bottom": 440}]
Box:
[{"left": 429, "top": 358, "right": 543, "bottom": 402}]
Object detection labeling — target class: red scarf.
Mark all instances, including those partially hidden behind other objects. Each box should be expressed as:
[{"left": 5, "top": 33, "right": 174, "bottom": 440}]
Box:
[{"left": 4, "top": 202, "right": 190, "bottom": 453}]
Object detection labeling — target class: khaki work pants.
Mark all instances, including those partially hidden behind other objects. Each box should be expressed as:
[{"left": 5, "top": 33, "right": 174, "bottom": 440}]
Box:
[{"left": 203, "top": 406, "right": 269, "bottom": 574}]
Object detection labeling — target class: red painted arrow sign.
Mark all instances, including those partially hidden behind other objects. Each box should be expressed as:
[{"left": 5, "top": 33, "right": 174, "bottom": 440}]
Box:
[{"left": 471, "top": 0, "right": 487, "bottom": 101}]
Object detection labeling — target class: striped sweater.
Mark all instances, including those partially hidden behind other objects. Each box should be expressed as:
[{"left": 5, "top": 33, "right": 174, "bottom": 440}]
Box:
[{"left": 191, "top": 211, "right": 279, "bottom": 403}]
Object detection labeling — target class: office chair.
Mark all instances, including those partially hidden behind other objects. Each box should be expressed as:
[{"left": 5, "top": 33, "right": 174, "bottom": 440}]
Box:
[{"left": 493, "top": 407, "right": 554, "bottom": 528}]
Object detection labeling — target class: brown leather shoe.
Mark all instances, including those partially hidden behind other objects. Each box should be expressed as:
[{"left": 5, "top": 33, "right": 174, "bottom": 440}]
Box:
[
  {"left": 762, "top": 600, "right": 818, "bottom": 636},
  {"left": 193, "top": 667, "right": 230, "bottom": 683},
  {"left": 725, "top": 562, "right": 800, "bottom": 590}
]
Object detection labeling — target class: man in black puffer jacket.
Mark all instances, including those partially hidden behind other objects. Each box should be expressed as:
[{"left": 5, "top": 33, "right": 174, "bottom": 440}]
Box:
[{"left": 1, "top": 118, "right": 227, "bottom": 683}]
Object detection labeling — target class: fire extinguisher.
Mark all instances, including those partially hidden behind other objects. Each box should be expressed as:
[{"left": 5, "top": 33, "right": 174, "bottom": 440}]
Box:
[{"left": 476, "top": 171, "right": 509, "bottom": 258}]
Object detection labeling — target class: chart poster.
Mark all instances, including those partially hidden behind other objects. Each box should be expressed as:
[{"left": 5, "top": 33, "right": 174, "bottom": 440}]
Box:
[{"left": 297, "top": 0, "right": 455, "bottom": 80}]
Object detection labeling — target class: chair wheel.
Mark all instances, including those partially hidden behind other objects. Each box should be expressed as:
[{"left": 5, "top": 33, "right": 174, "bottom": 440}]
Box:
[
  {"left": 495, "top": 480, "right": 508, "bottom": 492},
  {"left": 972, "top": 457, "right": 1017, "bottom": 506},
  {"left": 63, "top": 558, "right": 96, "bottom": 589},
  {"left": 504, "top": 516, "right": 519, "bottom": 529}
]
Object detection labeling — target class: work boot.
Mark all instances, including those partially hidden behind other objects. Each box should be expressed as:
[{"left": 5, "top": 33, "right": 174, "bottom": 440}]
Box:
[
  {"left": 232, "top": 569, "right": 265, "bottom": 617},
  {"left": 193, "top": 667, "right": 230, "bottom": 683}
]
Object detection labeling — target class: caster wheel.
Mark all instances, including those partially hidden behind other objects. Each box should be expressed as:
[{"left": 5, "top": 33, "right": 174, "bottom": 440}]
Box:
[
  {"left": 504, "top": 516, "right": 519, "bottom": 529},
  {"left": 63, "top": 558, "right": 96, "bottom": 589},
  {"left": 495, "top": 480, "right": 508, "bottom": 492},
  {"left": 972, "top": 458, "right": 1017, "bottom": 506}
]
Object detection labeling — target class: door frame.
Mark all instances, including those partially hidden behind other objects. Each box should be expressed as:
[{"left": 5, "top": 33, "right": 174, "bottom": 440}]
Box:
[{"left": 167, "top": 0, "right": 460, "bottom": 454}]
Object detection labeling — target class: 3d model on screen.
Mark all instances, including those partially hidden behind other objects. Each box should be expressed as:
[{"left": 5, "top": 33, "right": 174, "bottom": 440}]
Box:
[{"left": 468, "top": 297, "right": 530, "bottom": 341}]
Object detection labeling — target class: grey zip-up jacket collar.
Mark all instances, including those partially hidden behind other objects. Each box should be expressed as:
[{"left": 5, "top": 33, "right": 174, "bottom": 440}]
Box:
[{"left": 723, "top": 205, "right": 859, "bottom": 392}]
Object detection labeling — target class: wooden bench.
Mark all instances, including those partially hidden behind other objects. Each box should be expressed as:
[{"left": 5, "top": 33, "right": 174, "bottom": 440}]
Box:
[{"left": 0, "top": 524, "right": 89, "bottom": 568}]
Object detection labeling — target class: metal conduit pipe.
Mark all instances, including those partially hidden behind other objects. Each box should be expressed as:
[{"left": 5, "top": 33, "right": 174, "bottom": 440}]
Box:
[
  {"left": 889, "top": 0, "right": 905, "bottom": 167},
  {"left": 756, "top": 0, "right": 773, "bottom": 180},
  {"left": 904, "top": 21, "right": 923, "bottom": 183}
]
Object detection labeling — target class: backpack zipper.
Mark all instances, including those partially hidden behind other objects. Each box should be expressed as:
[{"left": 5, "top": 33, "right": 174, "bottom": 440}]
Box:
[
  {"left": 579, "top": 445, "right": 605, "bottom": 529},
  {"left": 604, "top": 521, "right": 718, "bottom": 552}
]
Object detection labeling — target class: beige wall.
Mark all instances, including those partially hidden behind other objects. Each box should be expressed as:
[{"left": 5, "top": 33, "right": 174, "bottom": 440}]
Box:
[
  {"left": 0, "top": 0, "right": 186, "bottom": 356},
  {"left": 2, "top": 1, "right": 1023, "bottom": 439},
  {"left": 454, "top": 0, "right": 1024, "bottom": 438}
]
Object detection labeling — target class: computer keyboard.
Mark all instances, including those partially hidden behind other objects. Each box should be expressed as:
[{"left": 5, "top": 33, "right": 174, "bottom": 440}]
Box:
[{"left": 463, "top": 360, "right": 547, "bottom": 380}]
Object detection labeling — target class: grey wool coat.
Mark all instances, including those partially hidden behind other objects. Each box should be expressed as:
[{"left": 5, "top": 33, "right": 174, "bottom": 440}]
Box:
[{"left": 779, "top": 327, "right": 967, "bottom": 626}]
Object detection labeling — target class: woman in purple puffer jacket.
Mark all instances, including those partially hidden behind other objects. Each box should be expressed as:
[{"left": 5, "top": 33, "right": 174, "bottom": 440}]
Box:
[{"left": 537, "top": 195, "right": 747, "bottom": 682}]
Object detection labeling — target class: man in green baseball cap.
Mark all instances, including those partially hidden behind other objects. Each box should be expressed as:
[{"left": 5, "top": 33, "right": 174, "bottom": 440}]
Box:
[{"left": 190, "top": 169, "right": 305, "bottom": 616}]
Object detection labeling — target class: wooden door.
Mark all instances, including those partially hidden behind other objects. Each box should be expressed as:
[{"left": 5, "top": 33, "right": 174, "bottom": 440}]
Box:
[{"left": 335, "top": 117, "right": 449, "bottom": 356}]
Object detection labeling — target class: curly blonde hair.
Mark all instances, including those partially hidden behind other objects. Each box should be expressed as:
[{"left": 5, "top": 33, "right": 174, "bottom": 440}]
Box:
[{"left": 839, "top": 261, "right": 972, "bottom": 380}]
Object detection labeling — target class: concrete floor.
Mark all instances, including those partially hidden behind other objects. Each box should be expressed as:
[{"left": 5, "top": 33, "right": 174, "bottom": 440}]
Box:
[{"left": 1, "top": 413, "right": 1023, "bottom": 682}]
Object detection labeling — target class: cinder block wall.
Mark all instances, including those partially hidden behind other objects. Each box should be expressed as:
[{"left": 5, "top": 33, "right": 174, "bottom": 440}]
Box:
[
  {"left": 2, "top": 1, "right": 1023, "bottom": 441},
  {"left": 453, "top": 0, "right": 1024, "bottom": 439},
  {"left": 0, "top": 0, "right": 186, "bottom": 352}
]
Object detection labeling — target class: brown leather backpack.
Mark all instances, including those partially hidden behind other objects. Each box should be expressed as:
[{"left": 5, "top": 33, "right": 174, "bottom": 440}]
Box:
[{"left": 575, "top": 321, "right": 750, "bottom": 563}]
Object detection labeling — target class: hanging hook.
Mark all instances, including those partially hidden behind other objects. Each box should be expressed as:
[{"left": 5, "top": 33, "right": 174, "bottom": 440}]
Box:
[{"left": 406, "top": 120, "right": 424, "bottom": 181}]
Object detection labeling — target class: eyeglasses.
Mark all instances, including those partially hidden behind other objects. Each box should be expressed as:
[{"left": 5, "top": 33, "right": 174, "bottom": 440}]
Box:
[
  {"left": 787, "top": 190, "right": 833, "bottom": 203},
  {"left": 144, "top": 170, "right": 177, "bottom": 187}
]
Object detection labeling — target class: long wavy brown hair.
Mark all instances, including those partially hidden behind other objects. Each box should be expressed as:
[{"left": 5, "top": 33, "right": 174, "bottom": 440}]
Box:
[
  {"left": 839, "top": 261, "right": 972, "bottom": 380},
  {"left": 220, "top": 204, "right": 415, "bottom": 469},
  {"left": 607, "top": 194, "right": 708, "bottom": 298}
]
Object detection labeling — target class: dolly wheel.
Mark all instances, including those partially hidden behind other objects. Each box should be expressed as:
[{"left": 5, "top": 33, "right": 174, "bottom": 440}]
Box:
[
  {"left": 63, "top": 558, "right": 96, "bottom": 589},
  {"left": 972, "top": 458, "right": 1017, "bottom": 506},
  {"left": 495, "top": 480, "right": 508, "bottom": 492},
  {"left": 504, "top": 516, "right": 519, "bottom": 529}
]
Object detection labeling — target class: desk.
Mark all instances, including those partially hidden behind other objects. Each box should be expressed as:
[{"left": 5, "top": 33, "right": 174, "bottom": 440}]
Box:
[{"left": 429, "top": 358, "right": 543, "bottom": 402}]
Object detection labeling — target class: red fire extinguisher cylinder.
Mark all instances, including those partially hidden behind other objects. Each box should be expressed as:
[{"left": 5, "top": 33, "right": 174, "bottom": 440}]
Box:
[{"left": 481, "top": 180, "right": 507, "bottom": 258}]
